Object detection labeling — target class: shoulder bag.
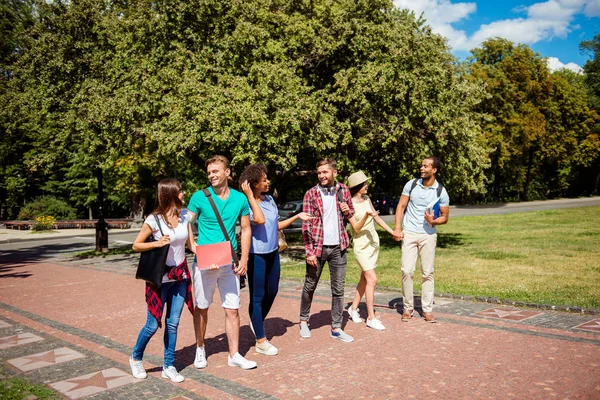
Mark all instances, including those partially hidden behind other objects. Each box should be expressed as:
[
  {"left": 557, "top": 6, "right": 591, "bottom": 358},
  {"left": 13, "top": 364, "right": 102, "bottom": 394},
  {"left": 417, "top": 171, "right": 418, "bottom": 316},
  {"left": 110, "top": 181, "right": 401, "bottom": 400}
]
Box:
[
  {"left": 135, "top": 215, "right": 170, "bottom": 289},
  {"left": 200, "top": 189, "right": 246, "bottom": 288},
  {"left": 267, "top": 196, "right": 287, "bottom": 252}
]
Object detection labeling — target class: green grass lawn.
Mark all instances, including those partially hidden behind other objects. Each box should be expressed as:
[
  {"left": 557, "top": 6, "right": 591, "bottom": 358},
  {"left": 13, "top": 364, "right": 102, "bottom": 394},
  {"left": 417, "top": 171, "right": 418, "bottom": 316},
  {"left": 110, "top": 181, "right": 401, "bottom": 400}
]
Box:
[
  {"left": 280, "top": 206, "right": 600, "bottom": 309},
  {"left": 0, "top": 366, "right": 60, "bottom": 399}
]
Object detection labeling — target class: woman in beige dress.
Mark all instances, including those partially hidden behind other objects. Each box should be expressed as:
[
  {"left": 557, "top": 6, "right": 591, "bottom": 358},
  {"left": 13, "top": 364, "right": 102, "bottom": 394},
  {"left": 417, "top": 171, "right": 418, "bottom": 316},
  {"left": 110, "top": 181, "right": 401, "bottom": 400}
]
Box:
[{"left": 346, "top": 171, "right": 397, "bottom": 331}]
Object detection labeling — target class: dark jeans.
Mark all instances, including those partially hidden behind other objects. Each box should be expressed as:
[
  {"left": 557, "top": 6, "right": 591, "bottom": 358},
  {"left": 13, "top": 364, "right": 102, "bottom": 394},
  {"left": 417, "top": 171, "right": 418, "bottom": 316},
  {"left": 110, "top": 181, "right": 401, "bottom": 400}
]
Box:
[
  {"left": 248, "top": 250, "right": 280, "bottom": 340},
  {"left": 299, "top": 245, "right": 347, "bottom": 329}
]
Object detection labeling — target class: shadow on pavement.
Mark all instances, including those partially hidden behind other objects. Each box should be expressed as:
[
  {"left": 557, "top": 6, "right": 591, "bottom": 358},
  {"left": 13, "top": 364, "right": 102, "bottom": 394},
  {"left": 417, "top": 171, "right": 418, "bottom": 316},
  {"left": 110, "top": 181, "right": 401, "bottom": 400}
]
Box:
[
  {"left": 388, "top": 296, "right": 424, "bottom": 315},
  {"left": 0, "top": 242, "right": 92, "bottom": 269}
]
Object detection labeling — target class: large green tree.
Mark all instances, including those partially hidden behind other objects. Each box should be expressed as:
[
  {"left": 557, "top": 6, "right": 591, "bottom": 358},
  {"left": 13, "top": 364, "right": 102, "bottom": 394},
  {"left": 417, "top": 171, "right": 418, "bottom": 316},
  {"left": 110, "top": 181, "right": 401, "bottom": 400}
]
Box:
[
  {"left": 468, "top": 38, "right": 599, "bottom": 201},
  {"left": 2, "top": 0, "right": 491, "bottom": 215}
]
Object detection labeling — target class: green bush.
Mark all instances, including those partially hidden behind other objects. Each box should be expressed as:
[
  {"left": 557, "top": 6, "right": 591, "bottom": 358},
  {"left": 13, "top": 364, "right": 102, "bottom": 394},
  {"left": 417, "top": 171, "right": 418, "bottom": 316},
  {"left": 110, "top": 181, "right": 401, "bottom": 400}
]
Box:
[{"left": 17, "top": 196, "right": 76, "bottom": 220}]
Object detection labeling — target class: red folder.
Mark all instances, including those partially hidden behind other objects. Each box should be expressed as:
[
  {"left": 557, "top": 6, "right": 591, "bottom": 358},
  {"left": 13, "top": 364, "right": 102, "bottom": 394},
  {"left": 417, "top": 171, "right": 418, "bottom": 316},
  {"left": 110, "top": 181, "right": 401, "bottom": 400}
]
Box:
[{"left": 194, "top": 242, "right": 233, "bottom": 270}]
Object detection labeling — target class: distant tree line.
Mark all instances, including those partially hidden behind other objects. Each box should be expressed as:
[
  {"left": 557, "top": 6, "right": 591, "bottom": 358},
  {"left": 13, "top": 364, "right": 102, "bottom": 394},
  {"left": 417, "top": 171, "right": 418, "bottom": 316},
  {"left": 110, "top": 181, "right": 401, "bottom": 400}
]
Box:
[{"left": 1, "top": 0, "right": 598, "bottom": 220}]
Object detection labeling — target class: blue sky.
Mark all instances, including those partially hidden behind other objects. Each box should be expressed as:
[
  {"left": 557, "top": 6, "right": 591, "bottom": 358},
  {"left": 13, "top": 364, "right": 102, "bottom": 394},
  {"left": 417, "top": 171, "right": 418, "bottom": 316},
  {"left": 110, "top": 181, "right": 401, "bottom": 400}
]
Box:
[{"left": 394, "top": 0, "right": 599, "bottom": 72}]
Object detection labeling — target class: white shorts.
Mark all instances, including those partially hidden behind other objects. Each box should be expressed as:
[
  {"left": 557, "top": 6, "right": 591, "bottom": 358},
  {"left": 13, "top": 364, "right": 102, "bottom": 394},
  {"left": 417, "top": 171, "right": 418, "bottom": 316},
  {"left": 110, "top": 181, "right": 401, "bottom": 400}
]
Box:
[{"left": 192, "top": 262, "right": 240, "bottom": 309}]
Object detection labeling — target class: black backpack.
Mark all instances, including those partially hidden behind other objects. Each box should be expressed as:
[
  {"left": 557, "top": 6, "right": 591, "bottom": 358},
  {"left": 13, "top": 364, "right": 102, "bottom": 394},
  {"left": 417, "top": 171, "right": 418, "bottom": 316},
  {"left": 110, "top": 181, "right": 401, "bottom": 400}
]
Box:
[{"left": 408, "top": 179, "right": 444, "bottom": 198}]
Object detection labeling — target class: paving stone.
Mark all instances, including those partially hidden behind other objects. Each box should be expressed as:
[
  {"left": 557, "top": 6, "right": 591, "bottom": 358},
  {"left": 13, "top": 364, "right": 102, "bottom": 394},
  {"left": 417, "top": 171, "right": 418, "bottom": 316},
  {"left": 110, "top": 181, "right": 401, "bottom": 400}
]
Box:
[{"left": 1, "top": 257, "right": 599, "bottom": 400}]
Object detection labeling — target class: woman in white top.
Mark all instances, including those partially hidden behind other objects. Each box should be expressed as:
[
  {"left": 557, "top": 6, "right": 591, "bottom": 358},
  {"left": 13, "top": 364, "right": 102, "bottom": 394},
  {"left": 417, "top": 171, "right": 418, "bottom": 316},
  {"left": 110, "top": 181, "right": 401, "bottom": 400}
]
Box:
[
  {"left": 130, "top": 178, "right": 195, "bottom": 383},
  {"left": 346, "top": 171, "right": 397, "bottom": 331}
]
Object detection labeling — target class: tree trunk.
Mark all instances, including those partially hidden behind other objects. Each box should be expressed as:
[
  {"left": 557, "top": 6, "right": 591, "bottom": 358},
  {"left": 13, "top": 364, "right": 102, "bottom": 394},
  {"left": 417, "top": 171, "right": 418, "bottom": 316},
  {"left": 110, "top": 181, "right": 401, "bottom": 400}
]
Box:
[
  {"left": 523, "top": 148, "right": 534, "bottom": 201},
  {"left": 130, "top": 192, "right": 146, "bottom": 228}
]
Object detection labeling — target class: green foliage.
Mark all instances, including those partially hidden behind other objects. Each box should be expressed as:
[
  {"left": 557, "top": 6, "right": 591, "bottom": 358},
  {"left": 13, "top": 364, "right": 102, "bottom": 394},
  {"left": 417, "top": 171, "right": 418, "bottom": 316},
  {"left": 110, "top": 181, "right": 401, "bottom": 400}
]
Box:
[
  {"left": 0, "top": 0, "right": 597, "bottom": 215},
  {"left": 17, "top": 195, "right": 76, "bottom": 220},
  {"left": 468, "top": 38, "right": 600, "bottom": 201}
]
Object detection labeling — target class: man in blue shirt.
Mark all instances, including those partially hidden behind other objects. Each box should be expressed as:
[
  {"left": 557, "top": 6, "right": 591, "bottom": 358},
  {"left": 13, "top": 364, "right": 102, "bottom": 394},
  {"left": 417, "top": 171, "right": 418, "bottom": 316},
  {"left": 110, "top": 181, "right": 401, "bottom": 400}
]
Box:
[{"left": 393, "top": 156, "right": 450, "bottom": 323}]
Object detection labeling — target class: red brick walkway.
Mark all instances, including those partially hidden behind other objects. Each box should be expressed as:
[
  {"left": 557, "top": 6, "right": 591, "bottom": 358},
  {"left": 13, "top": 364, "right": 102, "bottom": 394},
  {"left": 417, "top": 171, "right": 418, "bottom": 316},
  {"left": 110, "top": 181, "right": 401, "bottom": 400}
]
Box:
[{"left": 1, "top": 258, "right": 599, "bottom": 399}]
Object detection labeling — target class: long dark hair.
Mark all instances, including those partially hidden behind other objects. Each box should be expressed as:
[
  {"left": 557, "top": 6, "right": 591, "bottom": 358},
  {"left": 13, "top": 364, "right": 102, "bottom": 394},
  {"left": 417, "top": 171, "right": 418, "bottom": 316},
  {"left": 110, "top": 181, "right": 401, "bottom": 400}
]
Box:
[
  {"left": 350, "top": 181, "right": 368, "bottom": 197},
  {"left": 152, "top": 178, "right": 183, "bottom": 228}
]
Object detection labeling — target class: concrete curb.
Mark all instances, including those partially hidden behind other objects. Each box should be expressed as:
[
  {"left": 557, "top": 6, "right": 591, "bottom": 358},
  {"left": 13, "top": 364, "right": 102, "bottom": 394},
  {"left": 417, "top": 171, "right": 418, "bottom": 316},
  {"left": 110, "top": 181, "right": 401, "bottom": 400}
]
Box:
[
  {"left": 0, "top": 229, "right": 137, "bottom": 245},
  {"left": 290, "top": 280, "right": 600, "bottom": 317}
]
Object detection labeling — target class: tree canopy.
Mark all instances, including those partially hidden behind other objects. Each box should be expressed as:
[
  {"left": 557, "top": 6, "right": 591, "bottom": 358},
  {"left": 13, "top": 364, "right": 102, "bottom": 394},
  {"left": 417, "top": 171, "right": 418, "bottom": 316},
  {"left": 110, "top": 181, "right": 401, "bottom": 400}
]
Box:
[{"left": 0, "top": 0, "right": 598, "bottom": 219}]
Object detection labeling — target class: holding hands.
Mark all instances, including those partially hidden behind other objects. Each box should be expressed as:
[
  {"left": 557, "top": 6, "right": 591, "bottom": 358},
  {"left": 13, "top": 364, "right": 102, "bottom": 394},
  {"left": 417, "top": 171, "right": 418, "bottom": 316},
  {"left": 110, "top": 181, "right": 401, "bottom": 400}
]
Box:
[{"left": 392, "top": 229, "right": 403, "bottom": 242}]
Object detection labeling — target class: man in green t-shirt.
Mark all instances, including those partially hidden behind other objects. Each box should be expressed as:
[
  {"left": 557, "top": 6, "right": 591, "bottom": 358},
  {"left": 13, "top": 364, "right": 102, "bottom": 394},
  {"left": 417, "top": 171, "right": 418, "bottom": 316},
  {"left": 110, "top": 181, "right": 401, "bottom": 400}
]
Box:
[{"left": 187, "top": 155, "right": 256, "bottom": 370}]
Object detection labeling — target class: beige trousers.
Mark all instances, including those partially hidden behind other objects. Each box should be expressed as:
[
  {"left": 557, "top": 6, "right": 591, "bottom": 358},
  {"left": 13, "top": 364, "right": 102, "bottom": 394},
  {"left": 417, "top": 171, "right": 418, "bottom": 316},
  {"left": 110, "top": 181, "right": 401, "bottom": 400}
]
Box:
[{"left": 401, "top": 231, "right": 437, "bottom": 313}]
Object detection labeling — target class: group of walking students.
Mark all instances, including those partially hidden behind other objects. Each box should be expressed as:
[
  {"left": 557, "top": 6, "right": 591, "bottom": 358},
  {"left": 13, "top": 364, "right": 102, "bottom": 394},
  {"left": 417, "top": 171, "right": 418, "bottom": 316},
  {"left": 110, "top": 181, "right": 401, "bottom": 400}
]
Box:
[{"left": 129, "top": 155, "right": 450, "bottom": 381}]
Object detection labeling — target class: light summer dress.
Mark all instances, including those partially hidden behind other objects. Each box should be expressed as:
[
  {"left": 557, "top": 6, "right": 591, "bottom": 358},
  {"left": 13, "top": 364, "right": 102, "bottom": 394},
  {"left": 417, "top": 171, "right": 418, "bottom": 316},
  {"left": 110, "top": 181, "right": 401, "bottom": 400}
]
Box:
[{"left": 351, "top": 196, "right": 379, "bottom": 271}]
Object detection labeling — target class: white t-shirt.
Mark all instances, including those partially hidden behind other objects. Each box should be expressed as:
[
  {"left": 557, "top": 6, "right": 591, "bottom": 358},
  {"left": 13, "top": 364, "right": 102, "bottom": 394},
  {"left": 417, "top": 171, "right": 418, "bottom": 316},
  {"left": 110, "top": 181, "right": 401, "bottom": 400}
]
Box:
[
  {"left": 144, "top": 209, "right": 191, "bottom": 282},
  {"left": 320, "top": 189, "right": 340, "bottom": 246}
]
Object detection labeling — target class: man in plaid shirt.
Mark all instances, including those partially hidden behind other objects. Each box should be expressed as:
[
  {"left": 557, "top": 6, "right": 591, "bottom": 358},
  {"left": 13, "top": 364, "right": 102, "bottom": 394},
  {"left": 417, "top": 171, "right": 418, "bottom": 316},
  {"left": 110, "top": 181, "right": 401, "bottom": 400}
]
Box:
[{"left": 299, "top": 157, "right": 356, "bottom": 342}]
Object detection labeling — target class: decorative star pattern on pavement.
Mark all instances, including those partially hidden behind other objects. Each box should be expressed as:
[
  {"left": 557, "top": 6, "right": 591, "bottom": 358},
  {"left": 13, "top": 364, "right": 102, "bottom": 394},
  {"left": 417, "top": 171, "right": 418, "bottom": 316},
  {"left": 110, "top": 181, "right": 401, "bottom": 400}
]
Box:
[
  {"left": 574, "top": 319, "right": 600, "bottom": 333},
  {"left": 0, "top": 332, "right": 44, "bottom": 349},
  {"left": 8, "top": 347, "right": 85, "bottom": 372},
  {"left": 50, "top": 368, "right": 139, "bottom": 399},
  {"left": 475, "top": 307, "right": 542, "bottom": 321}
]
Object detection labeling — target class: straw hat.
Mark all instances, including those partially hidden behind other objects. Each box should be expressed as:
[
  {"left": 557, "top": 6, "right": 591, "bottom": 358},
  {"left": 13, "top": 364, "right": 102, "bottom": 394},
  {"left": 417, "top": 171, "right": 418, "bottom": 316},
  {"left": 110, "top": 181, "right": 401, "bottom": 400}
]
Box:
[{"left": 347, "top": 171, "right": 370, "bottom": 189}]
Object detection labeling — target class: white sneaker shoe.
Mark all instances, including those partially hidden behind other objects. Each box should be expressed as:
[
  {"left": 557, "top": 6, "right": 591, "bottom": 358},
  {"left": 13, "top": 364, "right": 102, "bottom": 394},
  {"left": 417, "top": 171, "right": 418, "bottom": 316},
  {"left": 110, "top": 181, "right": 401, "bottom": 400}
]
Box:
[
  {"left": 366, "top": 317, "right": 386, "bottom": 331},
  {"left": 255, "top": 340, "right": 279, "bottom": 356},
  {"left": 194, "top": 346, "right": 207, "bottom": 369},
  {"left": 162, "top": 366, "right": 184, "bottom": 383},
  {"left": 228, "top": 352, "right": 257, "bottom": 369},
  {"left": 129, "top": 357, "right": 147, "bottom": 379},
  {"left": 299, "top": 322, "right": 311, "bottom": 338},
  {"left": 347, "top": 306, "right": 363, "bottom": 323}
]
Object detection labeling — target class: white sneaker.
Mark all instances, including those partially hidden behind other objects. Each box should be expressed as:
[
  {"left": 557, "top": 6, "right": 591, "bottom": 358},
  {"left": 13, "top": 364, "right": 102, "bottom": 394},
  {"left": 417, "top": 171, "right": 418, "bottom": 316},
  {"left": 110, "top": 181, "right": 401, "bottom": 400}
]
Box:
[
  {"left": 330, "top": 329, "right": 354, "bottom": 342},
  {"left": 129, "top": 357, "right": 147, "bottom": 379},
  {"left": 299, "top": 322, "right": 311, "bottom": 338},
  {"left": 366, "top": 317, "right": 386, "bottom": 331},
  {"left": 228, "top": 352, "right": 257, "bottom": 369},
  {"left": 162, "top": 366, "right": 184, "bottom": 383},
  {"left": 255, "top": 340, "right": 278, "bottom": 356},
  {"left": 194, "top": 346, "right": 207, "bottom": 369},
  {"left": 347, "top": 306, "right": 363, "bottom": 323}
]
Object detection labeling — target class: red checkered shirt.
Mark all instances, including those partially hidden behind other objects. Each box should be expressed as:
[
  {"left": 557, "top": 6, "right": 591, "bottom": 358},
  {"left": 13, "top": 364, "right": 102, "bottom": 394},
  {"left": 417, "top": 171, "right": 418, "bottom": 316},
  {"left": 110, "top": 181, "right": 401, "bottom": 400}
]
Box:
[
  {"left": 145, "top": 259, "right": 194, "bottom": 328},
  {"left": 302, "top": 182, "right": 355, "bottom": 258}
]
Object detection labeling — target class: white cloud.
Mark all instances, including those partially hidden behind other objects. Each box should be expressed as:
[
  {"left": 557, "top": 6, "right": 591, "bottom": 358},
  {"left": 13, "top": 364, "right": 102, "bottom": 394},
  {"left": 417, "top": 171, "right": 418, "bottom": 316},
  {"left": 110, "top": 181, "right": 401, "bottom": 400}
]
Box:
[
  {"left": 546, "top": 56, "right": 584, "bottom": 73},
  {"left": 394, "top": 0, "right": 591, "bottom": 72},
  {"left": 394, "top": 0, "right": 593, "bottom": 52},
  {"left": 584, "top": 0, "right": 600, "bottom": 16},
  {"left": 394, "top": 0, "right": 477, "bottom": 50}
]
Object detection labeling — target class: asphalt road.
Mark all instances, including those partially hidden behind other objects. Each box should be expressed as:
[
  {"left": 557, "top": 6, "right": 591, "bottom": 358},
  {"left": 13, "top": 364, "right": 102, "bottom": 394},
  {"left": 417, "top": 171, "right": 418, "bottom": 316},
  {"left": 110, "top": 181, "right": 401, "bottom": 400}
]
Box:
[
  {"left": 379, "top": 196, "right": 600, "bottom": 223},
  {"left": 1, "top": 197, "right": 598, "bottom": 259},
  {"left": 0, "top": 230, "right": 138, "bottom": 263}
]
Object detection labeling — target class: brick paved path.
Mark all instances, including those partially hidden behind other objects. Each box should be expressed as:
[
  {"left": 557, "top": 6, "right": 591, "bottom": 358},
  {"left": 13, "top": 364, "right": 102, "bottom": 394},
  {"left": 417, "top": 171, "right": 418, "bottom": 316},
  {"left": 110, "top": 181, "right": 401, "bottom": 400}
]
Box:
[{"left": 0, "top": 253, "right": 598, "bottom": 399}]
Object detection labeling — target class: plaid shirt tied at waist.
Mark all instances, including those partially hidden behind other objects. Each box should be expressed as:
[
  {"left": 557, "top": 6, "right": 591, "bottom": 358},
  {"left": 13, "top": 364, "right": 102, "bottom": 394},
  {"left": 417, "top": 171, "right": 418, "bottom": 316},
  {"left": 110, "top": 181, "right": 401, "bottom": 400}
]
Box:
[
  {"left": 144, "top": 258, "right": 194, "bottom": 328},
  {"left": 302, "top": 182, "right": 355, "bottom": 258}
]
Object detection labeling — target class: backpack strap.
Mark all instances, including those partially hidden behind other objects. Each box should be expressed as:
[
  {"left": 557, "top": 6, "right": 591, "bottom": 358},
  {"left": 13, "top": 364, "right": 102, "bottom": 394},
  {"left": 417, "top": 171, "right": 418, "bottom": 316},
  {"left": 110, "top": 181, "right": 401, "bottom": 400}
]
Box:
[
  {"left": 408, "top": 179, "right": 418, "bottom": 197},
  {"left": 408, "top": 178, "right": 444, "bottom": 198},
  {"left": 202, "top": 189, "right": 239, "bottom": 266},
  {"left": 436, "top": 183, "right": 444, "bottom": 198}
]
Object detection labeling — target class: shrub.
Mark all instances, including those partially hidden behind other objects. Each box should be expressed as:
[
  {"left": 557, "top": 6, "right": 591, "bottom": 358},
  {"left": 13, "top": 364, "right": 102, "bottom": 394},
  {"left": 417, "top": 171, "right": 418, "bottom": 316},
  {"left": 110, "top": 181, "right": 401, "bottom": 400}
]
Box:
[
  {"left": 17, "top": 196, "right": 76, "bottom": 220},
  {"left": 32, "top": 216, "right": 56, "bottom": 231}
]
